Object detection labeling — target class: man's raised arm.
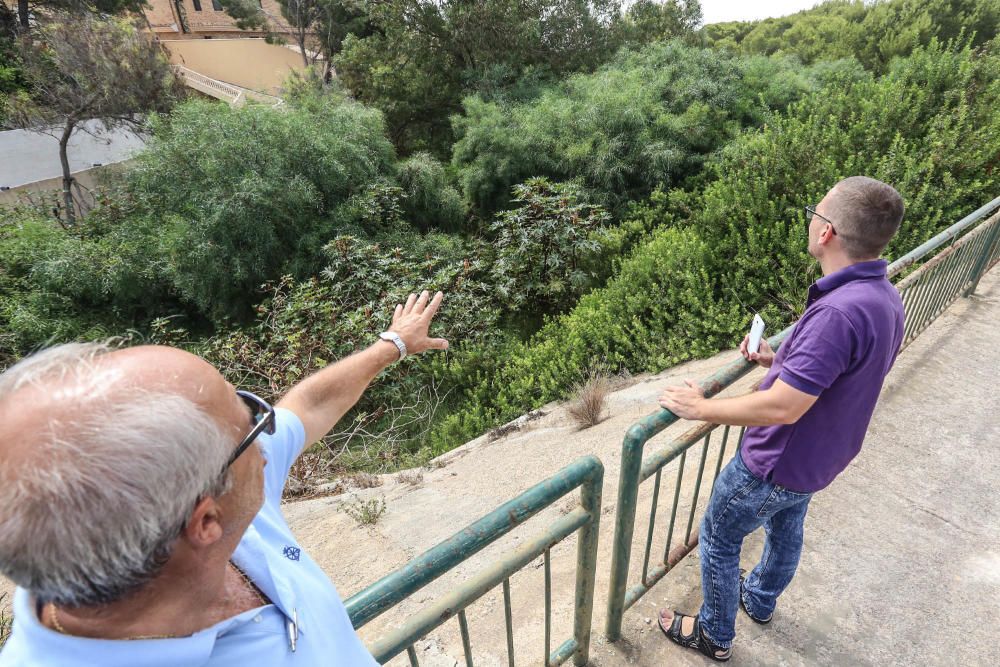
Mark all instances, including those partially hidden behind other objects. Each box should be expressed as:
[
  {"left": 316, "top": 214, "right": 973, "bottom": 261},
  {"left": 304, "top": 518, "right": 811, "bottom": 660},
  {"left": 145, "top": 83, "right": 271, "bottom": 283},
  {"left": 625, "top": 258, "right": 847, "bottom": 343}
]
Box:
[{"left": 277, "top": 290, "right": 449, "bottom": 446}]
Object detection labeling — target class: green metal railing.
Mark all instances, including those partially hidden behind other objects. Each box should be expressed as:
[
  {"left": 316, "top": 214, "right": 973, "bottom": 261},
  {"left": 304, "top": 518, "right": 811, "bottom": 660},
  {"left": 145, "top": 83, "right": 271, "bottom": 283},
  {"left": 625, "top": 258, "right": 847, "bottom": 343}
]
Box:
[
  {"left": 604, "top": 196, "right": 1000, "bottom": 641},
  {"left": 346, "top": 455, "right": 603, "bottom": 666}
]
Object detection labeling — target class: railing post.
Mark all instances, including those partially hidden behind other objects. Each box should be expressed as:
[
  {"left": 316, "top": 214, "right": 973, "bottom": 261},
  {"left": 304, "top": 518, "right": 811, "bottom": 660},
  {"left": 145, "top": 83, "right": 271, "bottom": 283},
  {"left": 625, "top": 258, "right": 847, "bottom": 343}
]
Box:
[
  {"left": 572, "top": 459, "right": 603, "bottom": 666},
  {"left": 605, "top": 427, "right": 645, "bottom": 642},
  {"left": 963, "top": 214, "right": 1000, "bottom": 297}
]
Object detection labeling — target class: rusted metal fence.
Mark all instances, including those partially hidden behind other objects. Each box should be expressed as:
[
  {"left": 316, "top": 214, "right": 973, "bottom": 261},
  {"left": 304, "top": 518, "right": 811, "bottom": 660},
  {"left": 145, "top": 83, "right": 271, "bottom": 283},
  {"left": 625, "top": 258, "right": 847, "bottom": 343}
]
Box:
[
  {"left": 346, "top": 456, "right": 603, "bottom": 666},
  {"left": 604, "top": 195, "right": 1000, "bottom": 640}
]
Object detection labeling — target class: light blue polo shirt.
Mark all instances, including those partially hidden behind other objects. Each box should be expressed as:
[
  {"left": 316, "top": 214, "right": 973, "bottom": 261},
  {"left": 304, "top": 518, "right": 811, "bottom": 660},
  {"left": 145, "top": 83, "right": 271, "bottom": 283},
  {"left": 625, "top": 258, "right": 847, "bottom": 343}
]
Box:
[{"left": 0, "top": 408, "right": 378, "bottom": 666}]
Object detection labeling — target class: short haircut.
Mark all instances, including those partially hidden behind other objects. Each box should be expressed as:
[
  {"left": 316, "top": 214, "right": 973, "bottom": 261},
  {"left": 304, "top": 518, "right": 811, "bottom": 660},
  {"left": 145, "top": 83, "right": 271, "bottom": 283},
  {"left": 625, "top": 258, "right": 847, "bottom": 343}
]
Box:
[
  {"left": 0, "top": 343, "right": 234, "bottom": 607},
  {"left": 828, "top": 176, "right": 905, "bottom": 260}
]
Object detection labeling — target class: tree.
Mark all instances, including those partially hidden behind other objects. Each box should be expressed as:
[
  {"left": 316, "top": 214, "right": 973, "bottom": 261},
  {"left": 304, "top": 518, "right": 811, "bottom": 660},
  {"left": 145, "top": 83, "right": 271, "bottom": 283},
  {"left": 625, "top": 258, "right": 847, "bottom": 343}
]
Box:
[
  {"left": 8, "top": 14, "right": 178, "bottom": 225},
  {"left": 11, "top": 0, "right": 146, "bottom": 34},
  {"left": 620, "top": 0, "right": 702, "bottom": 47},
  {"left": 335, "top": 0, "right": 627, "bottom": 155}
]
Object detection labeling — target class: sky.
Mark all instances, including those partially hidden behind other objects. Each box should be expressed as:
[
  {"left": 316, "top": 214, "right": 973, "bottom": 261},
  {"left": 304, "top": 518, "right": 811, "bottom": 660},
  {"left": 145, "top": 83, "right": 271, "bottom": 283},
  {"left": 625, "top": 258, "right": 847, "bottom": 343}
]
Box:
[{"left": 699, "top": 0, "right": 826, "bottom": 25}]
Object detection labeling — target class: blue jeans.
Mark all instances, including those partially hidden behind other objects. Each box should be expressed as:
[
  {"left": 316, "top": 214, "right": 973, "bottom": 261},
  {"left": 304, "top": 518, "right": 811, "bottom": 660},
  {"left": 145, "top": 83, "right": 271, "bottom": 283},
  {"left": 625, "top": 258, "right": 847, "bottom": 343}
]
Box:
[{"left": 697, "top": 450, "right": 813, "bottom": 647}]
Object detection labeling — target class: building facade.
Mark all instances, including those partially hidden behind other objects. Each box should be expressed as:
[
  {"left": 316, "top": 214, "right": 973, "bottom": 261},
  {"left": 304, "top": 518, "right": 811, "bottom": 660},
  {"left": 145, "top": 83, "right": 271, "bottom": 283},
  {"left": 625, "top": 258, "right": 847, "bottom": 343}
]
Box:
[{"left": 144, "top": 0, "right": 296, "bottom": 39}]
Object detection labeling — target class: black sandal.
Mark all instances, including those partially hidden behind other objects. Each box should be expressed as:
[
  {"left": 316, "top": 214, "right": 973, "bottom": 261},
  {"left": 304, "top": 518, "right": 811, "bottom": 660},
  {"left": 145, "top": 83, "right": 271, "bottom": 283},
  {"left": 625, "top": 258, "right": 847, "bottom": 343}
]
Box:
[
  {"left": 657, "top": 610, "right": 732, "bottom": 662},
  {"left": 739, "top": 576, "right": 773, "bottom": 625}
]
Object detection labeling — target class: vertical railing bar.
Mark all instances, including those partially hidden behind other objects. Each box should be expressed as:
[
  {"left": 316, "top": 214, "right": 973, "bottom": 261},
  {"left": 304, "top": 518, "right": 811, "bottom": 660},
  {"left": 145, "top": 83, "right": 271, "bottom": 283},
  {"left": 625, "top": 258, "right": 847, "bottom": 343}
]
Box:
[
  {"left": 933, "top": 238, "right": 976, "bottom": 317},
  {"left": 736, "top": 425, "right": 746, "bottom": 451},
  {"left": 684, "top": 433, "right": 712, "bottom": 546},
  {"left": 959, "top": 221, "right": 997, "bottom": 296},
  {"left": 927, "top": 241, "right": 970, "bottom": 319},
  {"left": 711, "top": 425, "right": 731, "bottom": 491},
  {"left": 953, "top": 228, "right": 986, "bottom": 295},
  {"left": 940, "top": 236, "right": 980, "bottom": 308},
  {"left": 900, "top": 270, "right": 928, "bottom": 343},
  {"left": 910, "top": 259, "right": 947, "bottom": 338},
  {"left": 662, "top": 450, "right": 686, "bottom": 565},
  {"left": 502, "top": 579, "right": 515, "bottom": 667},
  {"left": 458, "top": 610, "right": 474, "bottom": 667},
  {"left": 640, "top": 469, "right": 662, "bottom": 585},
  {"left": 908, "top": 261, "right": 943, "bottom": 338},
  {"left": 954, "top": 230, "right": 991, "bottom": 295},
  {"left": 544, "top": 548, "right": 552, "bottom": 667},
  {"left": 407, "top": 645, "right": 421, "bottom": 667}
]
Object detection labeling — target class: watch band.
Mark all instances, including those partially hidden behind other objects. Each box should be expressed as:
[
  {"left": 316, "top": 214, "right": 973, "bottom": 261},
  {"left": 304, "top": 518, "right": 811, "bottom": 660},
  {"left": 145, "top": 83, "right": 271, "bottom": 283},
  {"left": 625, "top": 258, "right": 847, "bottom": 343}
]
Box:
[{"left": 379, "top": 331, "right": 407, "bottom": 360}]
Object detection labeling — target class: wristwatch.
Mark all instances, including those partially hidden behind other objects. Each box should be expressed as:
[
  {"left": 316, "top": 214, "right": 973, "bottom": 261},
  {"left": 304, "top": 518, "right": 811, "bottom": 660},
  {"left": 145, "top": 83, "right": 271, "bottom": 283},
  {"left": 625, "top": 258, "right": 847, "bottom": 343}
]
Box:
[{"left": 378, "top": 331, "right": 407, "bottom": 361}]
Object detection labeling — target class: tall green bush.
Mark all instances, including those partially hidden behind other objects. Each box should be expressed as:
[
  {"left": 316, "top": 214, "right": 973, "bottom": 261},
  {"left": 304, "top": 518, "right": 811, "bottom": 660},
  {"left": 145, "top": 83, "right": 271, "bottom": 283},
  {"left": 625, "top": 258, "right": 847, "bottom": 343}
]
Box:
[
  {"left": 396, "top": 153, "right": 466, "bottom": 232},
  {"left": 429, "top": 39, "right": 1000, "bottom": 451},
  {"left": 451, "top": 41, "right": 826, "bottom": 215},
  {"left": 703, "top": 0, "right": 1000, "bottom": 72},
  {"left": 128, "top": 98, "right": 396, "bottom": 321}
]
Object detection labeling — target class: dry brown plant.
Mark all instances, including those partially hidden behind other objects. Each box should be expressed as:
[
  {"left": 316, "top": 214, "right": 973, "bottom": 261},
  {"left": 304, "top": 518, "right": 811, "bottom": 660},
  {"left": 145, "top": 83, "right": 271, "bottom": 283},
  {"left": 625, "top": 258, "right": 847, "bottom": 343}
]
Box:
[
  {"left": 395, "top": 469, "right": 425, "bottom": 485},
  {"left": 347, "top": 472, "right": 383, "bottom": 489},
  {"left": 567, "top": 373, "right": 612, "bottom": 429}
]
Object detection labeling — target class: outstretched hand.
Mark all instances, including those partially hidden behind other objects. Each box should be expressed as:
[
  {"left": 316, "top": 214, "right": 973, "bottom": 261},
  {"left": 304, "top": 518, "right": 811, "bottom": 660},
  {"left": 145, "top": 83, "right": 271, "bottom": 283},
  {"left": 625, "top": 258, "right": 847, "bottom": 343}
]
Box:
[{"left": 390, "top": 290, "right": 449, "bottom": 355}]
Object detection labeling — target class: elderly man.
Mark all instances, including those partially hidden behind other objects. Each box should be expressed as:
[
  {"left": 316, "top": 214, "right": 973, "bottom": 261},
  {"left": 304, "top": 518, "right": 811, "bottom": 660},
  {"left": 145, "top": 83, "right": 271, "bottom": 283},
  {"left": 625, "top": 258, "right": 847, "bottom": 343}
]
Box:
[
  {"left": 0, "top": 290, "right": 449, "bottom": 666},
  {"left": 656, "top": 177, "right": 906, "bottom": 661}
]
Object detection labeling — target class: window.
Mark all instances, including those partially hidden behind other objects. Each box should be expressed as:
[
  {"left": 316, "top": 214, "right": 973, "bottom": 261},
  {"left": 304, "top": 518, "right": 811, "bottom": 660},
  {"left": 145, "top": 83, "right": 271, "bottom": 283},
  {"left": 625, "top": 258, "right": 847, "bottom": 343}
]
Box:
[
  {"left": 192, "top": 0, "right": 202, "bottom": 10},
  {"left": 211, "top": 0, "right": 222, "bottom": 9}
]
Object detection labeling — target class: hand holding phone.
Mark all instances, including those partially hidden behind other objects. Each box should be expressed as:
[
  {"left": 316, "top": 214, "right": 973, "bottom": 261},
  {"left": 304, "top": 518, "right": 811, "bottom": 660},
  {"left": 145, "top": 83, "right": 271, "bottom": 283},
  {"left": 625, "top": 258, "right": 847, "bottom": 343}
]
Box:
[{"left": 747, "top": 313, "right": 766, "bottom": 355}]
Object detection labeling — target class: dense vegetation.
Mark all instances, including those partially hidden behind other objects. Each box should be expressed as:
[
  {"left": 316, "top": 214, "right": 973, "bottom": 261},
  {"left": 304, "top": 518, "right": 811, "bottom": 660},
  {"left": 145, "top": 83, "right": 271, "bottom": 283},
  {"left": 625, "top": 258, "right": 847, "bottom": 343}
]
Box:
[{"left": 2, "top": 0, "right": 998, "bottom": 483}]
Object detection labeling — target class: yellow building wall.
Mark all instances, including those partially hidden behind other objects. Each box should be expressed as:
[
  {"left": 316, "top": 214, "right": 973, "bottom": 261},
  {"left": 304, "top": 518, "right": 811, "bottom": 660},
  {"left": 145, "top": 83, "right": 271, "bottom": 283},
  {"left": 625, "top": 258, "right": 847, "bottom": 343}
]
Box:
[
  {"left": 161, "top": 39, "right": 307, "bottom": 96},
  {"left": 144, "top": 0, "right": 295, "bottom": 37}
]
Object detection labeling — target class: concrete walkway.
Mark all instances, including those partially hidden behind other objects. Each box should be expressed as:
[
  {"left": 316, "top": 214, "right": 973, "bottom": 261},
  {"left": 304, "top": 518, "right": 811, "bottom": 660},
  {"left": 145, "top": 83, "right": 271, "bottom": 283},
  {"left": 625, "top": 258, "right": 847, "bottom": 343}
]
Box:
[
  {"left": 2, "top": 269, "right": 995, "bottom": 665},
  {"left": 599, "top": 267, "right": 1000, "bottom": 666},
  {"left": 0, "top": 121, "right": 144, "bottom": 189},
  {"left": 287, "top": 266, "right": 1000, "bottom": 667}
]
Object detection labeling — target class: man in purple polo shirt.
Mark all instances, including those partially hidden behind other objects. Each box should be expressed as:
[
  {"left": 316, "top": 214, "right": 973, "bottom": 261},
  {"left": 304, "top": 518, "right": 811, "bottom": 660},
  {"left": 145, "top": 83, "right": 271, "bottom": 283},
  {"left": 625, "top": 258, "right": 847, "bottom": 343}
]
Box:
[{"left": 655, "top": 176, "right": 906, "bottom": 662}]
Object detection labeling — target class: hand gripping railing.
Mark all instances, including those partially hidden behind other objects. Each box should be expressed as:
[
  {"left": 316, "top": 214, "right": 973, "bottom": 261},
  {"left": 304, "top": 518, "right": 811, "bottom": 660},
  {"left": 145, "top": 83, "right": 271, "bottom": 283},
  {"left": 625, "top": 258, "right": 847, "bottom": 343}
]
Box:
[
  {"left": 346, "top": 455, "right": 603, "bottom": 666},
  {"left": 604, "top": 195, "right": 1000, "bottom": 641}
]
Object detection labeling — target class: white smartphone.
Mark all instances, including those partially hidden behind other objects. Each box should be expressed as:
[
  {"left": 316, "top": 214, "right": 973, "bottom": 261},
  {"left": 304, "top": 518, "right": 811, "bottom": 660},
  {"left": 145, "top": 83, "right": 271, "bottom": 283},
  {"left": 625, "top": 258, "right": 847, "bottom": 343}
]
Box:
[{"left": 747, "top": 313, "right": 766, "bottom": 355}]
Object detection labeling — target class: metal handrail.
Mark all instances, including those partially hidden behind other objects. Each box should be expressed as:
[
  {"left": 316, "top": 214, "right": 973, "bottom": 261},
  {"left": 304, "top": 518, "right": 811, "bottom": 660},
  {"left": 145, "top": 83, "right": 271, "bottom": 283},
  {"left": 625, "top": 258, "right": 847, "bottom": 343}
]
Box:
[
  {"left": 604, "top": 198, "right": 1000, "bottom": 641},
  {"left": 347, "top": 456, "right": 604, "bottom": 666},
  {"left": 888, "top": 195, "right": 1000, "bottom": 277}
]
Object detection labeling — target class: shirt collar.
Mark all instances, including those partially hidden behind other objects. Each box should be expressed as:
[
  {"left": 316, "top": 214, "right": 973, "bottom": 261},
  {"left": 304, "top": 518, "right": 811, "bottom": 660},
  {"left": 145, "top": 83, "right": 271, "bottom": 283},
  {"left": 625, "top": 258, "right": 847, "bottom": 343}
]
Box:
[{"left": 808, "top": 259, "right": 887, "bottom": 305}]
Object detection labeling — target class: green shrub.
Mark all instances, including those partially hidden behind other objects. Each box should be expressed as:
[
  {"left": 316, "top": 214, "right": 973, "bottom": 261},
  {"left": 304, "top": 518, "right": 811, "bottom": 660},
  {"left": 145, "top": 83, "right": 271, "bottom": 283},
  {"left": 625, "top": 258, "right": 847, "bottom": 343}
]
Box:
[
  {"left": 197, "top": 227, "right": 504, "bottom": 472},
  {"left": 429, "top": 39, "right": 1000, "bottom": 451},
  {"left": 489, "top": 178, "right": 610, "bottom": 324},
  {"left": 127, "top": 98, "right": 397, "bottom": 321},
  {"left": 703, "top": 0, "right": 1000, "bottom": 72},
  {"left": 396, "top": 153, "right": 466, "bottom": 232},
  {"left": 451, "top": 41, "right": 825, "bottom": 215}
]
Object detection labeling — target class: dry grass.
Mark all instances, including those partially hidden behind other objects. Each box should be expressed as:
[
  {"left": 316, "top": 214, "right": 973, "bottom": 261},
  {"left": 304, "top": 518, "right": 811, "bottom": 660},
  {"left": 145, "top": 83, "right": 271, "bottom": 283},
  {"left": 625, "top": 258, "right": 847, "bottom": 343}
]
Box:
[
  {"left": 567, "top": 373, "right": 612, "bottom": 429},
  {"left": 395, "top": 469, "right": 424, "bottom": 485},
  {"left": 347, "top": 472, "right": 383, "bottom": 489},
  {"left": 0, "top": 592, "right": 12, "bottom": 650}
]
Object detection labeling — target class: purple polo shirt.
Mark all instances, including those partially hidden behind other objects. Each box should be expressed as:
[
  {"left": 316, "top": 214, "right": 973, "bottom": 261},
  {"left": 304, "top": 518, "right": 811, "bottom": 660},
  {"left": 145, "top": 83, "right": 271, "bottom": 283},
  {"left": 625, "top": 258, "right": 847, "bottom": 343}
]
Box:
[{"left": 740, "top": 259, "right": 904, "bottom": 492}]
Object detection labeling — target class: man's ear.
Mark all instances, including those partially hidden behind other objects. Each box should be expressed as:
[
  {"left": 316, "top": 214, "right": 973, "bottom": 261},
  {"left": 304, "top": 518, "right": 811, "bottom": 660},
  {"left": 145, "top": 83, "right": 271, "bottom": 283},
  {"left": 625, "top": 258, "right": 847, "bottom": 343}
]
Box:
[
  {"left": 818, "top": 223, "right": 836, "bottom": 246},
  {"left": 183, "top": 496, "right": 225, "bottom": 548}
]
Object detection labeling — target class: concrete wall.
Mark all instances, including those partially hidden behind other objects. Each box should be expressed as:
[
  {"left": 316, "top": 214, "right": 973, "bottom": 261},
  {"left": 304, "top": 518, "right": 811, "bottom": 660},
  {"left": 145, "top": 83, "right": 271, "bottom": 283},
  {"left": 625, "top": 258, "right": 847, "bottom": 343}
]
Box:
[
  {"left": 0, "top": 164, "right": 125, "bottom": 208},
  {"left": 161, "top": 39, "right": 306, "bottom": 95}
]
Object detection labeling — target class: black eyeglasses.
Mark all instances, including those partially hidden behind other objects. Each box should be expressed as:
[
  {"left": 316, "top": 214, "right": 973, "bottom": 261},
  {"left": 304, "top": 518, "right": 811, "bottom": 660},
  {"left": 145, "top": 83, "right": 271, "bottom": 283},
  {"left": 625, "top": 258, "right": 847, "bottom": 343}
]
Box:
[
  {"left": 227, "top": 390, "right": 276, "bottom": 469},
  {"left": 805, "top": 204, "right": 837, "bottom": 235}
]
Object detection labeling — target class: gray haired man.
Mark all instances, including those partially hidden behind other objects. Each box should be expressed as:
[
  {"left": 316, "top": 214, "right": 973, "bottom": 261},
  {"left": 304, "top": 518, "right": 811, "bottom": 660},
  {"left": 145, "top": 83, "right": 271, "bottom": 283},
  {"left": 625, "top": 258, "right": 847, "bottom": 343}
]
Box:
[{"left": 0, "top": 291, "right": 448, "bottom": 666}]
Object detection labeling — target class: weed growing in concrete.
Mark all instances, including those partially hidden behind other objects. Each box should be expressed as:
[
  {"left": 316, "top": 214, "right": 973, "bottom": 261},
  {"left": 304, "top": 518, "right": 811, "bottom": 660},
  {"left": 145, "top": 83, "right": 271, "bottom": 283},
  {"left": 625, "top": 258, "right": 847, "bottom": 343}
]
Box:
[
  {"left": 395, "top": 469, "right": 424, "bottom": 485},
  {"left": 347, "top": 472, "right": 383, "bottom": 489},
  {"left": 344, "top": 497, "right": 387, "bottom": 526},
  {"left": 567, "top": 372, "right": 611, "bottom": 428}
]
